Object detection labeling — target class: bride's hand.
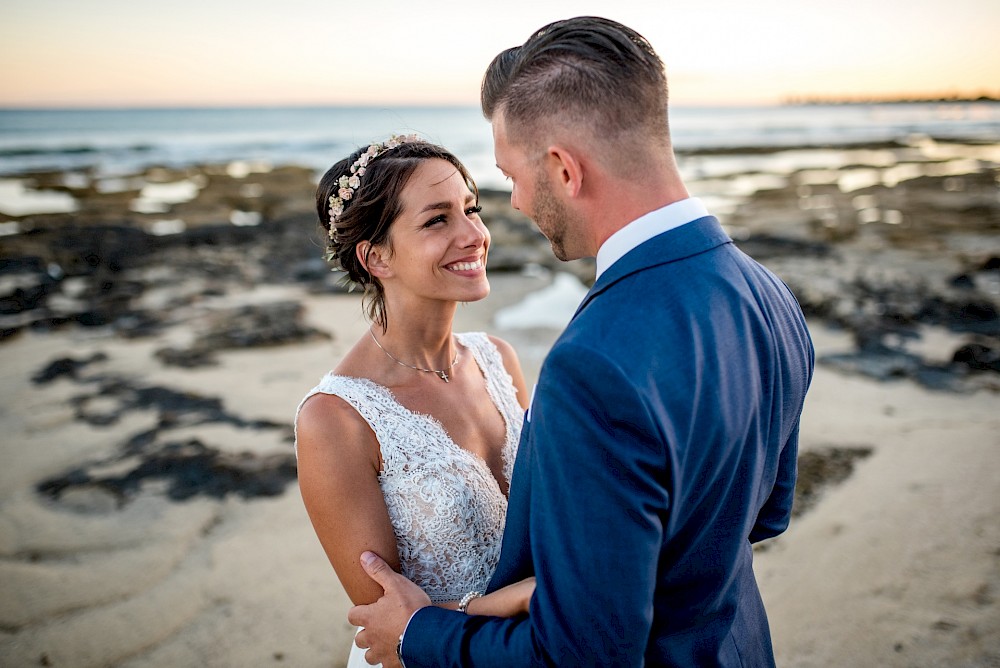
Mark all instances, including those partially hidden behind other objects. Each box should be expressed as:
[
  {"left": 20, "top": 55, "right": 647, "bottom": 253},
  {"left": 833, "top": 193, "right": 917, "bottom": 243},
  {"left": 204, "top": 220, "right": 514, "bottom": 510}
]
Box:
[
  {"left": 446, "top": 576, "right": 536, "bottom": 618},
  {"left": 508, "top": 576, "right": 535, "bottom": 615}
]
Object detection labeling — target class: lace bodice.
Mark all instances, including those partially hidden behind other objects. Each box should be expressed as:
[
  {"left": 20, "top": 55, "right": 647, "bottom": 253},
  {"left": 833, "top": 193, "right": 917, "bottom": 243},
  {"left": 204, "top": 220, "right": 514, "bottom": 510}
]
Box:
[{"left": 294, "top": 332, "right": 523, "bottom": 602}]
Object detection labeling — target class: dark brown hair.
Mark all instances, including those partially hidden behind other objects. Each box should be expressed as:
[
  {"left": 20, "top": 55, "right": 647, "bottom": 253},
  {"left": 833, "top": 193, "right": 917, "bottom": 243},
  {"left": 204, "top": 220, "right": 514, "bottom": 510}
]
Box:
[
  {"left": 315, "top": 139, "right": 477, "bottom": 331},
  {"left": 481, "top": 16, "right": 670, "bottom": 169}
]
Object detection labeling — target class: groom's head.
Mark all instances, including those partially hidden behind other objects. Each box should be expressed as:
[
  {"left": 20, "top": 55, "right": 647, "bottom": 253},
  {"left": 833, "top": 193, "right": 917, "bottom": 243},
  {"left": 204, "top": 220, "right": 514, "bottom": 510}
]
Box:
[
  {"left": 483, "top": 17, "right": 678, "bottom": 261},
  {"left": 481, "top": 16, "right": 671, "bottom": 177}
]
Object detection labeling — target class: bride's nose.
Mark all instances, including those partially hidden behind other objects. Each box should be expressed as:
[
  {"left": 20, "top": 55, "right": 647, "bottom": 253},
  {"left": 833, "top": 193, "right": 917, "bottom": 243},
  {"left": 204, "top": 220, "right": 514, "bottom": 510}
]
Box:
[{"left": 457, "top": 213, "right": 489, "bottom": 248}]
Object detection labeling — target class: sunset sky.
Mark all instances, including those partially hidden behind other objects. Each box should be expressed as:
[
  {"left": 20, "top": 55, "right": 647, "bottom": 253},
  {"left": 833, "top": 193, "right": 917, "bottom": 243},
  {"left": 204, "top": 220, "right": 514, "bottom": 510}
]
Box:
[{"left": 1, "top": 0, "right": 998, "bottom": 108}]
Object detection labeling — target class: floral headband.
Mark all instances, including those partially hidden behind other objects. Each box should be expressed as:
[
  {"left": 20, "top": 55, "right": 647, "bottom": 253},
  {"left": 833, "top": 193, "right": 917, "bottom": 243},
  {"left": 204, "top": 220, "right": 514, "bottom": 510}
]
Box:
[{"left": 327, "top": 133, "right": 422, "bottom": 241}]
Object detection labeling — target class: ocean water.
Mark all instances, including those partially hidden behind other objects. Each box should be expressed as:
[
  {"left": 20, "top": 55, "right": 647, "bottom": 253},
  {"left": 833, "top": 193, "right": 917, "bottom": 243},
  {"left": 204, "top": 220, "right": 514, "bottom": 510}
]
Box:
[{"left": 1, "top": 103, "right": 999, "bottom": 190}]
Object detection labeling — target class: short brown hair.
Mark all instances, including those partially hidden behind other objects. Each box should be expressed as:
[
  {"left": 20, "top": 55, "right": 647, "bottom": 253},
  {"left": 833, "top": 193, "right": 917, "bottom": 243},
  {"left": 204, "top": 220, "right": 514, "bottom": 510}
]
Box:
[
  {"left": 315, "top": 140, "right": 478, "bottom": 330},
  {"left": 481, "top": 17, "right": 670, "bottom": 168}
]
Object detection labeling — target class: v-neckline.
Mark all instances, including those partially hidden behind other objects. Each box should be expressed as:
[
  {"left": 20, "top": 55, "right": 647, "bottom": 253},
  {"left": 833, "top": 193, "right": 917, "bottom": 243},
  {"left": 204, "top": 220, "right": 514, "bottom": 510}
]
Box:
[{"left": 341, "top": 337, "right": 513, "bottom": 497}]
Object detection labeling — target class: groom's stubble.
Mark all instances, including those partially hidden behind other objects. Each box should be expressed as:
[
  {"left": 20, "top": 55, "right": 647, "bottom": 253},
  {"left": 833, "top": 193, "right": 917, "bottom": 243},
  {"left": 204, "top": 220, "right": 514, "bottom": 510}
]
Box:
[{"left": 531, "top": 166, "right": 583, "bottom": 262}]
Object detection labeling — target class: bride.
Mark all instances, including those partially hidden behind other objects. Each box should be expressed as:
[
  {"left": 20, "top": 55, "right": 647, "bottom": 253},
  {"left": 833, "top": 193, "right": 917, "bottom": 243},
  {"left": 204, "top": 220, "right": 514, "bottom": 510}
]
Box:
[{"left": 293, "top": 135, "right": 534, "bottom": 667}]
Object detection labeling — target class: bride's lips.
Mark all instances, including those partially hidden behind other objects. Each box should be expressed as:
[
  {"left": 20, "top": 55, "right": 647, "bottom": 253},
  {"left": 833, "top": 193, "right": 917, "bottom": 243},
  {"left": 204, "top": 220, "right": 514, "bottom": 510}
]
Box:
[{"left": 444, "top": 256, "right": 486, "bottom": 274}]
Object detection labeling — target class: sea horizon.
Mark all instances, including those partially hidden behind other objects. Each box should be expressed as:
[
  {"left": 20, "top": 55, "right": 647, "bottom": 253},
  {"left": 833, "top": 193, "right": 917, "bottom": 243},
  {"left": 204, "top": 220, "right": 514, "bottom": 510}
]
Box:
[
  {"left": 3, "top": 91, "right": 998, "bottom": 110},
  {"left": 2, "top": 102, "right": 999, "bottom": 191}
]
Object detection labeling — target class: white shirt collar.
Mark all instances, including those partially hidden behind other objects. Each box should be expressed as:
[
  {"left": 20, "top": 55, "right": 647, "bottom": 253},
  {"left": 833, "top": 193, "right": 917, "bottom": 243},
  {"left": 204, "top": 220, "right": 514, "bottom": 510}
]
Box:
[{"left": 595, "top": 197, "right": 710, "bottom": 279}]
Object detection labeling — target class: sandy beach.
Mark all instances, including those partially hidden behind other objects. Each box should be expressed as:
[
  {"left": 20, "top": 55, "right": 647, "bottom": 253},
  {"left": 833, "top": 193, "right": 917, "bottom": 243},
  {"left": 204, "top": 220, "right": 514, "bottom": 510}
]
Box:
[
  {"left": 1, "top": 286, "right": 997, "bottom": 667},
  {"left": 1, "top": 134, "right": 999, "bottom": 666}
]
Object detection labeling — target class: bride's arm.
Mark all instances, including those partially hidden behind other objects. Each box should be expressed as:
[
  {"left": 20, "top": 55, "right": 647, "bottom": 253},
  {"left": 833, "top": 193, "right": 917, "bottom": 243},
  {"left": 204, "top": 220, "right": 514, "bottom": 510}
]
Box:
[
  {"left": 295, "top": 393, "right": 400, "bottom": 606},
  {"left": 434, "top": 577, "right": 536, "bottom": 617}
]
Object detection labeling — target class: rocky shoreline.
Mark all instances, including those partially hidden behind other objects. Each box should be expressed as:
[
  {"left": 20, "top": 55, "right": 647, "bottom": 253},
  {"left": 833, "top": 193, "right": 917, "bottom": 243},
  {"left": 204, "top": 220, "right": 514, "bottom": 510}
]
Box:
[
  {"left": 1, "top": 141, "right": 998, "bottom": 665},
  {"left": 3, "top": 141, "right": 997, "bottom": 390},
  {"left": 1, "top": 146, "right": 998, "bottom": 504}
]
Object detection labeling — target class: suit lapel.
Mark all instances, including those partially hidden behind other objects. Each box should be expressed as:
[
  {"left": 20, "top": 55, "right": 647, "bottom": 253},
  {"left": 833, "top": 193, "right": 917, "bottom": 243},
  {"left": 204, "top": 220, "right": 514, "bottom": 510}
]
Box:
[{"left": 571, "top": 216, "right": 731, "bottom": 321}]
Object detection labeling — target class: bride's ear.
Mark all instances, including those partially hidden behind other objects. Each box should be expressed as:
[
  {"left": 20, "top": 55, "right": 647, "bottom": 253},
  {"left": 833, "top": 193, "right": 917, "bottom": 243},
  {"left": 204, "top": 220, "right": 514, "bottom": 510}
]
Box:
[{"left": 358, "top": 241, "right": 392, "bottom": 279}]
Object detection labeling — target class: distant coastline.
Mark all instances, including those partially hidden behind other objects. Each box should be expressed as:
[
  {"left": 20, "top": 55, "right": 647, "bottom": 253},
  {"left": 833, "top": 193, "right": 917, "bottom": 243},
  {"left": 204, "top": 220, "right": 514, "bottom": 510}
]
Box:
[
  {"left": 1, "top": 104, "right": 997, "bottom": 185},
  {"left": 783, "top": 93, "right": 1000, "bottom": 106}
]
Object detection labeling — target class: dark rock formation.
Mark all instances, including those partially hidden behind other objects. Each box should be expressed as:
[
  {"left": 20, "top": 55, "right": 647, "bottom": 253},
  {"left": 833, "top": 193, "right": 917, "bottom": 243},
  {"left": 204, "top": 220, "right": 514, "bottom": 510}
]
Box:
[
  {"left": 31, "top": 352, "right": 108, "bottom": 384},
  {"left": 792, "top": 446, "right": 874, "bottom": 517},
  {"left": 37, "top": 438, "right": 297, "bottom": 505},
  {"left": 154, "top": 300, "right": 331, "bottom": 368},
  {"left": 32, "top": 360, "right": 295, "bottom": 508}
]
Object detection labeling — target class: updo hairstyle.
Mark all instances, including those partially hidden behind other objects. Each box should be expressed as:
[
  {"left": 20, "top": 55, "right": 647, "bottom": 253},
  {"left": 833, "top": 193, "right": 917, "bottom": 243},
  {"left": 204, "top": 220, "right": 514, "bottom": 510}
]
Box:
[{"left": 315, "top": 139, "right": 478, "bottom": 331}]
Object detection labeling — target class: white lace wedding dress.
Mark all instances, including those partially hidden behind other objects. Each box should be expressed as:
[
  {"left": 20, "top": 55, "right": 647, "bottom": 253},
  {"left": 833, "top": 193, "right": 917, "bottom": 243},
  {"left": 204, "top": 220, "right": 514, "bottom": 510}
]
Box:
[{"left": 294, "top": 332, "right": 523, "bottom": 668}]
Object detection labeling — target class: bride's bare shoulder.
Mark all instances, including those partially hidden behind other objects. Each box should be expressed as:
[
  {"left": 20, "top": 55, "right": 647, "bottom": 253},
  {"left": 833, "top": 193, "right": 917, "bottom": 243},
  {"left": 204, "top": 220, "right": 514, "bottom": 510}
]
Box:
[{"left": 296, "top": 388, "right": 380, "bottom": 470}]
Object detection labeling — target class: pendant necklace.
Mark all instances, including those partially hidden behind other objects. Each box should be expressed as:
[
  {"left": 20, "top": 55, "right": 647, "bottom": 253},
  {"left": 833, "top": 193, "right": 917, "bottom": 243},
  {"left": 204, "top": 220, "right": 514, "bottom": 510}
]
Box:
[{"left": 369, "top": 327, "right": 460, "bottom": 382}]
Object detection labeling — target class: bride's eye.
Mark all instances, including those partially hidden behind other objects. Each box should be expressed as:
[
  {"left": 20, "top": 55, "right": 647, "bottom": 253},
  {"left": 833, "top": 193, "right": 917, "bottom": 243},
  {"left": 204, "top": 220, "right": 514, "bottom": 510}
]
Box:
[
  {"left": 423, "top": 215, "right": 446, "bottom": 227},
  {"left": 465, "top": 205, "right": 483, "bottom": 216}
]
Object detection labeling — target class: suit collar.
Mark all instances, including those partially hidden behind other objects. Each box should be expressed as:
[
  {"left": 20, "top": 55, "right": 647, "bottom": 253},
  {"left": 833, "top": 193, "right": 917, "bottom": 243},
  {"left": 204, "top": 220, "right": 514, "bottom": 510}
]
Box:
[
  {"left": 572, "top": 216, "right": 731, "bottom": 319},
  {"left": 595, "top": 198, "right": 710, "bottom": 279}
]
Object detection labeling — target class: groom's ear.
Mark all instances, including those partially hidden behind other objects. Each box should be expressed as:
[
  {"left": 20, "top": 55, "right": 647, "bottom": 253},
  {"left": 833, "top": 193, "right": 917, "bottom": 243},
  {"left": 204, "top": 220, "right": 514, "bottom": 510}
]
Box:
[{"left": 545, "top": 144, "right": 584, "bottom": 198}]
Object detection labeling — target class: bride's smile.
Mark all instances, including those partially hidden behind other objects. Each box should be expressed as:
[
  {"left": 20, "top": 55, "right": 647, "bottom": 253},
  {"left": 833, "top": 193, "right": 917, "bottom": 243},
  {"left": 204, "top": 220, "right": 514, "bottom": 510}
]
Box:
[{"left": 376, "top": 158, "right": 491, "bottom": 305}]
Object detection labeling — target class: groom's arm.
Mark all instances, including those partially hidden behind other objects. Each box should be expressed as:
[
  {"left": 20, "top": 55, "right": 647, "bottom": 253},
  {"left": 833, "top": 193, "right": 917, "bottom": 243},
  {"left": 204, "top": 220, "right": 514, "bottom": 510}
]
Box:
[
  {"left": 749, "top": 423, "right": 799, "bottom": 543},
  {"left": 401, "top": 342, "right": 668, "bottom": 666},
  {"left": 750, "top": 305, "right": 813, "bottom": 544}
]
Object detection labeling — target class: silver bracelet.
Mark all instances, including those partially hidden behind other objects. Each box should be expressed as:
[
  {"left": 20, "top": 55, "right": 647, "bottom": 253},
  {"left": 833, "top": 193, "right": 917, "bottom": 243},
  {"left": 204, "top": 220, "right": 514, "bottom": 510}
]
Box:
[{"left": 458, "top": 590, "right": 482, "bottom": 613}]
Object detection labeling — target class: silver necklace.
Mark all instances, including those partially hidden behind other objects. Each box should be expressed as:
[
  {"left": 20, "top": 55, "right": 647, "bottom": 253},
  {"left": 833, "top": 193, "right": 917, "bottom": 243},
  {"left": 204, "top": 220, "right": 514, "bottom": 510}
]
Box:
[{"left": 369, "top": 327, "right": 460, "bottom": 382}]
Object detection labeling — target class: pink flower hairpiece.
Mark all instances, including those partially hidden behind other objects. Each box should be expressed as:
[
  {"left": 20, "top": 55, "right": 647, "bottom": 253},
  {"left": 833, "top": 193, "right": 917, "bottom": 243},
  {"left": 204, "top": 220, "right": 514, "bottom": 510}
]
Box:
[{"left": 328, "top": 133, "right": 421, "bottom": 239}]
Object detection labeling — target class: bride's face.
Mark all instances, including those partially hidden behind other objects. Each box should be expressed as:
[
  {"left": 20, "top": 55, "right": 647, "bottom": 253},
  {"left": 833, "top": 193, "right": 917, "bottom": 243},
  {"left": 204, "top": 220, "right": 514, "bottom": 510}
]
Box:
[{"left": 377, "top": 158, "right": 490, "bottom": 305}]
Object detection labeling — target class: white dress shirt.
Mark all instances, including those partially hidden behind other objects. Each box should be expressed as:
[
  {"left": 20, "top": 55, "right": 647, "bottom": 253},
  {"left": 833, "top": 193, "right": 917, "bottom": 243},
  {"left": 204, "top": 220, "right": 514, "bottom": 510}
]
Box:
[{"left": 595, "top": 197, "right": 710, "bottom": 280}]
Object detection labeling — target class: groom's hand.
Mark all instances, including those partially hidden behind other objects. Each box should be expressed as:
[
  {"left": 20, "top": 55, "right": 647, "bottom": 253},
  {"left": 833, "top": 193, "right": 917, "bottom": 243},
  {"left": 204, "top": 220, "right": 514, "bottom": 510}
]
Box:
[{"left": 348, "top": 551, "right": 431, "bottom": 668}]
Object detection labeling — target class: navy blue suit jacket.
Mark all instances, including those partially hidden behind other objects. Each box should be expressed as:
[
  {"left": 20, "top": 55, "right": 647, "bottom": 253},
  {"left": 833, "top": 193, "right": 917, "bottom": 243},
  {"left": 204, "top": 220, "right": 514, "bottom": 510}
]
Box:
[{"left": 402, "top": 216, "right": 814, "bottom": 666}]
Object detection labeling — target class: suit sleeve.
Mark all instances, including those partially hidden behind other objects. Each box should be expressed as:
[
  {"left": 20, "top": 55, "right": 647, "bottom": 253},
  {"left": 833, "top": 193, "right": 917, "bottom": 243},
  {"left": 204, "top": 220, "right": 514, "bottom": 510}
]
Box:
[
  {"left": 749, "top": 306, "right": 813, "bottom": 544},
  {"left": 401, "top": 341, "right": 670, "bottom": 667},
  {"left": 748, "top": 423, "right": 798, "bottom": 543}
]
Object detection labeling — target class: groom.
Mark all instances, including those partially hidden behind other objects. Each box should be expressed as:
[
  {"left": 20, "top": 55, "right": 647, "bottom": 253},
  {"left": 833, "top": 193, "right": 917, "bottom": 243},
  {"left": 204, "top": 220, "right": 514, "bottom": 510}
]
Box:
[{"left": 350, "top": 16, "right": 813, "bottom": 667}]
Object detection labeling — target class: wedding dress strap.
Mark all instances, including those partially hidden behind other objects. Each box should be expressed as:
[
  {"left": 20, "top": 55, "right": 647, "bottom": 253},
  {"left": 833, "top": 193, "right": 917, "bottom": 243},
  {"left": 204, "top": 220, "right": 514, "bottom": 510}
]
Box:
[{"left": 293, "top": 332, "right": 521, "bottom": 470}]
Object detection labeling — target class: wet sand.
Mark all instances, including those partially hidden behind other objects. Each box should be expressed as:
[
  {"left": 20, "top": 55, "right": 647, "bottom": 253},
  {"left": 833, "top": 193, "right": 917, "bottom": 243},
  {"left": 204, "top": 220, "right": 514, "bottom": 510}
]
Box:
[{"left": 0, "top": 282, "right": 997, "bottom": 667}]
